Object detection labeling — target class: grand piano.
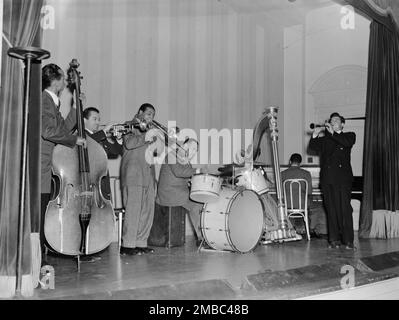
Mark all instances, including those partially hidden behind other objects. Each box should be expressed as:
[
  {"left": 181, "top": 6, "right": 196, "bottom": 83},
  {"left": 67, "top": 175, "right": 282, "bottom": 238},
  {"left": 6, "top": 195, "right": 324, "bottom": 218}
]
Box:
[{"left": 262, "top": 165, "right": 363, "bottom": 201}]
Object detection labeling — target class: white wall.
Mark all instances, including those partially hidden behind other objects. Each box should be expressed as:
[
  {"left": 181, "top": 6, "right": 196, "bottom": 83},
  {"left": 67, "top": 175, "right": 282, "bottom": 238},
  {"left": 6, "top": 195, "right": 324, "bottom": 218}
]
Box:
[
  {"left": 43, "top": 0, "right": 285, "bottom": 172},
  {"left": 284, "top": 3, "right": 370, "bottom": 169},
  {"left": 283, "top": 4, "right": 370, "bottom": 230},
  {"left": 283, "top": 24, "right": 305, "bottom": 164},
  {"left": 42, "top": 0, "right": 287, "bottom": 237}
]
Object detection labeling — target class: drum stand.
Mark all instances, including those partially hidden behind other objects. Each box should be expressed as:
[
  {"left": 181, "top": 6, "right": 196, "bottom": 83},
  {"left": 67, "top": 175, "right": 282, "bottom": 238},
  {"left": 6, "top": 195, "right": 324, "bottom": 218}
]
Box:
[
  {"left": 197, "top": 240, "right": 224, "bottom": 253},
  {"left": 197, "top": 239, "right": 249, "bottom": 254},
  {"left": 261, "top": 107, "right": 300, "bottom": 244}
]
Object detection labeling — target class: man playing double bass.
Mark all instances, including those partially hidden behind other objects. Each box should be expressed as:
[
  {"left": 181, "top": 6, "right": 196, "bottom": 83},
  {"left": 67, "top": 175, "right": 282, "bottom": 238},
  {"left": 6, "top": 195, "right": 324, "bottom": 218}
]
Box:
[{"left": 40, "top": 64, "right": 86, "bottom": 262}]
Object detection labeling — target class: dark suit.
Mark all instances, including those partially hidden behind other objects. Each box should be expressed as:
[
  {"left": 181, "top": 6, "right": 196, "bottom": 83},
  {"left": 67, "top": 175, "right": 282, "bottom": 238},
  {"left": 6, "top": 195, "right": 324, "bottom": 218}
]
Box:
[
  {"left": 88, "top": 130, "right": 123, "bottom": 160},
  {"left": 281, "top": 166, "right": 313, "bottom": 209},
  {"left": 41, "top": 90, "right": 77, "bottom": 193},
  {"left": 40, "top": 90, "right": 77, "bottom": 251},
  {"left": 85, "top": 129, "right": 123, "bottom": 200},
  {"left": 281, "top": 166, "right": 313, "bottom": 234},
  {"left": 309, "top": 130, "right": 356, "bottom": 244}
]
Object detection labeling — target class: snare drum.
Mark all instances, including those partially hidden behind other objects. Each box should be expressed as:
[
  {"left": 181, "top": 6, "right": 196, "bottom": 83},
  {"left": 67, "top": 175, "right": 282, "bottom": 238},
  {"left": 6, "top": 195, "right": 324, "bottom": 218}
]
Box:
[
  {"left": 235, "top": 168, "right": 269, "bottom": 195},
  {"left": 190, "top": 174, "right": 221, "bottom": 203},
  {"left": 201, "top": 187, "right": 264, "bottom": 253}
]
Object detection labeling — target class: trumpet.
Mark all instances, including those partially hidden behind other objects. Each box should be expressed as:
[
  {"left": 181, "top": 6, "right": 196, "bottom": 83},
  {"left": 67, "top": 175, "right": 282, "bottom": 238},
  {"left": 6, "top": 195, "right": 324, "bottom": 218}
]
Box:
[
  {"left": 99, "top": 123, "right": 133, "bottom": 136},
  {"left": 109, "top": 123, "right": 133, "bottom": 136},
  {"left": 309, "top": 123, "right": 327, "bottom": 130}
]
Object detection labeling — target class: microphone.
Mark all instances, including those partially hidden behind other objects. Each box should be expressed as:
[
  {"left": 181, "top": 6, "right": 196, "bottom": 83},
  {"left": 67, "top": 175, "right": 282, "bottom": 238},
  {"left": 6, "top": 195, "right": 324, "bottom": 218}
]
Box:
[{"left": 309, "top": 123, "right": 326, "bottom": 130}]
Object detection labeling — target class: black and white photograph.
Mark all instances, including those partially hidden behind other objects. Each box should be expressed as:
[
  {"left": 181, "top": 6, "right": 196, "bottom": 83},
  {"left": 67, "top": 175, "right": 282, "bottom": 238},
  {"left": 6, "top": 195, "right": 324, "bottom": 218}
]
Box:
[{"left": 1, "top": 0, "right": 399, "bottom": 307}]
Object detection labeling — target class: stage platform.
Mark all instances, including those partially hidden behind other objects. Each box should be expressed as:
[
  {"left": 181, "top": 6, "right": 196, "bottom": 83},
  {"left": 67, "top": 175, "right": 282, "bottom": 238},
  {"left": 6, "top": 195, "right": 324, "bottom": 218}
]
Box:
[{"left": 31, "top": 233, "right": 399, "bottom": 300}]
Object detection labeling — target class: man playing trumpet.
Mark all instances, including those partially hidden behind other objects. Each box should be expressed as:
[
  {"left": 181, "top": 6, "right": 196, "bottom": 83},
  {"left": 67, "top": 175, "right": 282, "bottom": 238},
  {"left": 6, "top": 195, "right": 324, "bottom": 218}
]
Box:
[
  {"left": 83, "top": 107, "right": 124, "bottom": 200},
  {"left": 309, "top": 112, "right": 356, "bottom": 250}
]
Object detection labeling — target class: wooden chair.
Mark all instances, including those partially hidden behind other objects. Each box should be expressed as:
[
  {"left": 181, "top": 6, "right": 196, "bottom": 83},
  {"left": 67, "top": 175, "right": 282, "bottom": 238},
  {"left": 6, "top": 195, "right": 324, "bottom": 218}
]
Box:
[
  {"left": 283, "top": 179, "right": 310, "bottom": 240},
  {"left": 109, "top": 176, "right": 125, "bottom": 248}
]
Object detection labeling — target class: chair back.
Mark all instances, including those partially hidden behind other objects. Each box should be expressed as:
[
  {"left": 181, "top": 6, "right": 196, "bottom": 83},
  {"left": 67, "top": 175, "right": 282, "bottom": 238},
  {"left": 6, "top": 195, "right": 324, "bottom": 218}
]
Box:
[
  {"left": 109, "top": 176, "right": 123, "bottom": 210},
  {"left": 283, "top": 178, "right": 308, "bottom": 213}
]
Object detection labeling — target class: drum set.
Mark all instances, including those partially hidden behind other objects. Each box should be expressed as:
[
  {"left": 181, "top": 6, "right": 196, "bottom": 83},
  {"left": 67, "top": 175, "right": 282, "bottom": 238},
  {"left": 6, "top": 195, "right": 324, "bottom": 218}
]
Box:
[
  {"left": 190, "top": 164, "right": 279, "bottom": 254},
  {"left": 190, "top": 106, "right": 300, "bottom": 254}
]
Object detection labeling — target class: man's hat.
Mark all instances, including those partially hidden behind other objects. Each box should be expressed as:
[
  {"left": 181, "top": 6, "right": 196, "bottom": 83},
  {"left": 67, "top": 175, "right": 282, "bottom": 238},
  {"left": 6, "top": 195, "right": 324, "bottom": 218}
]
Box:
[{"left": 329, "top": 112, "right": 345, "bottom": 123}]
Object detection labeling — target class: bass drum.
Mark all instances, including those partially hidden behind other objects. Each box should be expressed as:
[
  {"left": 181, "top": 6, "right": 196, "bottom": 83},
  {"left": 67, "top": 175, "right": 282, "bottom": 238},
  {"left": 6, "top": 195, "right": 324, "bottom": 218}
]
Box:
[{"left": 201, "top": 188, "right": 264, "bottom": 253}]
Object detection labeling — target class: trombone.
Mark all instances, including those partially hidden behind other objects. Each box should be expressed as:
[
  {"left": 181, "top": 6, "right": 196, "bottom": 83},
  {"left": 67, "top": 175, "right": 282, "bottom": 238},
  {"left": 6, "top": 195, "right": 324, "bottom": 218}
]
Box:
[{"left": 149, "top": 120, "right": 188, "bottom": 156}]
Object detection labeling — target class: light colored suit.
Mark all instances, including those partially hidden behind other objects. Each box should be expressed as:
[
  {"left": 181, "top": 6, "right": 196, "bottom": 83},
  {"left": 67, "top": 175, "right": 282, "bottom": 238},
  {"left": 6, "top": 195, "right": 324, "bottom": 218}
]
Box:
[
  {"left": 156, "top": 162, "right": 204, "bottom": 240},
  {"left": 120, "top": 128, "right": 156, "bottom": 248},
  {"left": 41, "top": 90, "right": 77, "bottom": 193},
  {"left": 156, "top": 163, "right": 196, "bottom": 206},
  {"left": 120, "top": 128, "right": 155, "bottom": 187}
]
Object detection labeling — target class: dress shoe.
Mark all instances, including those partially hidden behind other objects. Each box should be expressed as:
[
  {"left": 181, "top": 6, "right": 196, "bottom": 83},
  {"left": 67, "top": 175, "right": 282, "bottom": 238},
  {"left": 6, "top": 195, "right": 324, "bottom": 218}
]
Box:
[
  {"left": 344, "top": 243, "right": 356, "bottom": 250},
  {"left": 138, "top": 247, "right": 154, "bottom": 254},
  {"left": 120, "top": 246, "right": 141, "bottom": 255},
  {"left": 328, "top": 241, "right": 340, "bottom": 249}
]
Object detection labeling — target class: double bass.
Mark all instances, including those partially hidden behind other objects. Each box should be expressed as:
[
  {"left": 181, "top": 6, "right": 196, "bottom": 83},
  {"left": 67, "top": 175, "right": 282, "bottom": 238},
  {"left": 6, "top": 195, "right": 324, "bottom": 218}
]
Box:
[{"left": 44, "top": 59, "right": 115, "bottom": 256}]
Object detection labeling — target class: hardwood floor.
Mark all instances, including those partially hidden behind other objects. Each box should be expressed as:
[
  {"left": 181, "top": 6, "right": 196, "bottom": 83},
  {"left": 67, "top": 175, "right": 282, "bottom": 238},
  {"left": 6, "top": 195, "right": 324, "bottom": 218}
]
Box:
[{"left": 31, "top": 233, "right": 399, "bottom": 300}]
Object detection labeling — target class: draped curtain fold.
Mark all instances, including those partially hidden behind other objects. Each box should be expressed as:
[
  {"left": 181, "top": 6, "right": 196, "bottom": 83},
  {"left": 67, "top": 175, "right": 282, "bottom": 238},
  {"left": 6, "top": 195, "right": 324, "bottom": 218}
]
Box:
[
  {"left": 368, "top": 0, "right": 399, "bottom": 29},
  {"left": 0, "top": 0, "right": 44, "bottom": 298},
  {"left": 344, "top": 0, "right": 397, "bottom": 31},
  {"left": 345, "top": 0, "right": 399, "bottom": 238},
  {"left": 359, "top": 21, "right": 399, "bottom": 238}
]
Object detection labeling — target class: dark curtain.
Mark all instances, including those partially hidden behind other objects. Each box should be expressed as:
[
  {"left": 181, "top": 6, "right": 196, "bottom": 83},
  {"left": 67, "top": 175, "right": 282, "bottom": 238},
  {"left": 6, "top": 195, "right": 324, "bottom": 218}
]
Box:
[
  {"left": 344, "top": 0, "right": 399, "bottom": 238},
  {"left": 359, "top": 21, "right": 399, "bottom": 238},
  {"left": 0, "top": 0, "right": 44, "bottom": 298}
]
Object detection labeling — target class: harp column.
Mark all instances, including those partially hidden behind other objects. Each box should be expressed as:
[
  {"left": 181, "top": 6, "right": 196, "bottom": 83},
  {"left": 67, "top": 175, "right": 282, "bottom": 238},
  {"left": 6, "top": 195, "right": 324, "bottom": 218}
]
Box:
[{"left": 265, "top": 106, "right": 297, "bottom": 241}]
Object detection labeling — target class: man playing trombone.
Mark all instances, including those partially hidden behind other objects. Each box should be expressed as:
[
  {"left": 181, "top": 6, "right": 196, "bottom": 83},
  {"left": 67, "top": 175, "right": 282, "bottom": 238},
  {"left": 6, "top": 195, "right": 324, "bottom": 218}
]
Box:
[{"left": 120, "top": 103, "right": 158, "bottom": 256}]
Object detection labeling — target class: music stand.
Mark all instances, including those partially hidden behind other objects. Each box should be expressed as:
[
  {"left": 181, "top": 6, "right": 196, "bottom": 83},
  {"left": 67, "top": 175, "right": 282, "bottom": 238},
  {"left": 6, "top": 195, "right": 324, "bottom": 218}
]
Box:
[{"left": 8, "top": 47, "right": 50, "bottom": 295}]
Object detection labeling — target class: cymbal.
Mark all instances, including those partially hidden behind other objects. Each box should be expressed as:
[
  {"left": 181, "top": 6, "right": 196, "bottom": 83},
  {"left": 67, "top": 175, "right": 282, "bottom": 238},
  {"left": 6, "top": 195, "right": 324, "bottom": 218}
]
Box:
[
  {"left": 217, "top": 163, "right": 244, "bottom": 173},
  {"left": 253, "top": 161, "right": 268, "bottom": 167},
  {"left": 218, "top": 171, "right": 233, "bottom": 177},
  {"left": 218, "top": 161, "right": 269, "bottom": 172}
]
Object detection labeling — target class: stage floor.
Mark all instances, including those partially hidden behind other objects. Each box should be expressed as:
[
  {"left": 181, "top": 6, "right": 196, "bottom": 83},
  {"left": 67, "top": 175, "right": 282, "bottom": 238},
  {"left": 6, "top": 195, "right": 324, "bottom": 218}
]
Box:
[{"left": 32, "top": 233, "right": 399, "bottom": 300}]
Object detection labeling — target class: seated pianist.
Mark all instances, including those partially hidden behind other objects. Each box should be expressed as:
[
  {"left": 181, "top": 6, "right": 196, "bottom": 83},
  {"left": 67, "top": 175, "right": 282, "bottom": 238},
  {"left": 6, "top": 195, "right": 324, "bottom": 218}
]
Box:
[{"left": 281, "top": 153, "right": 328, "bottom": 238}]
